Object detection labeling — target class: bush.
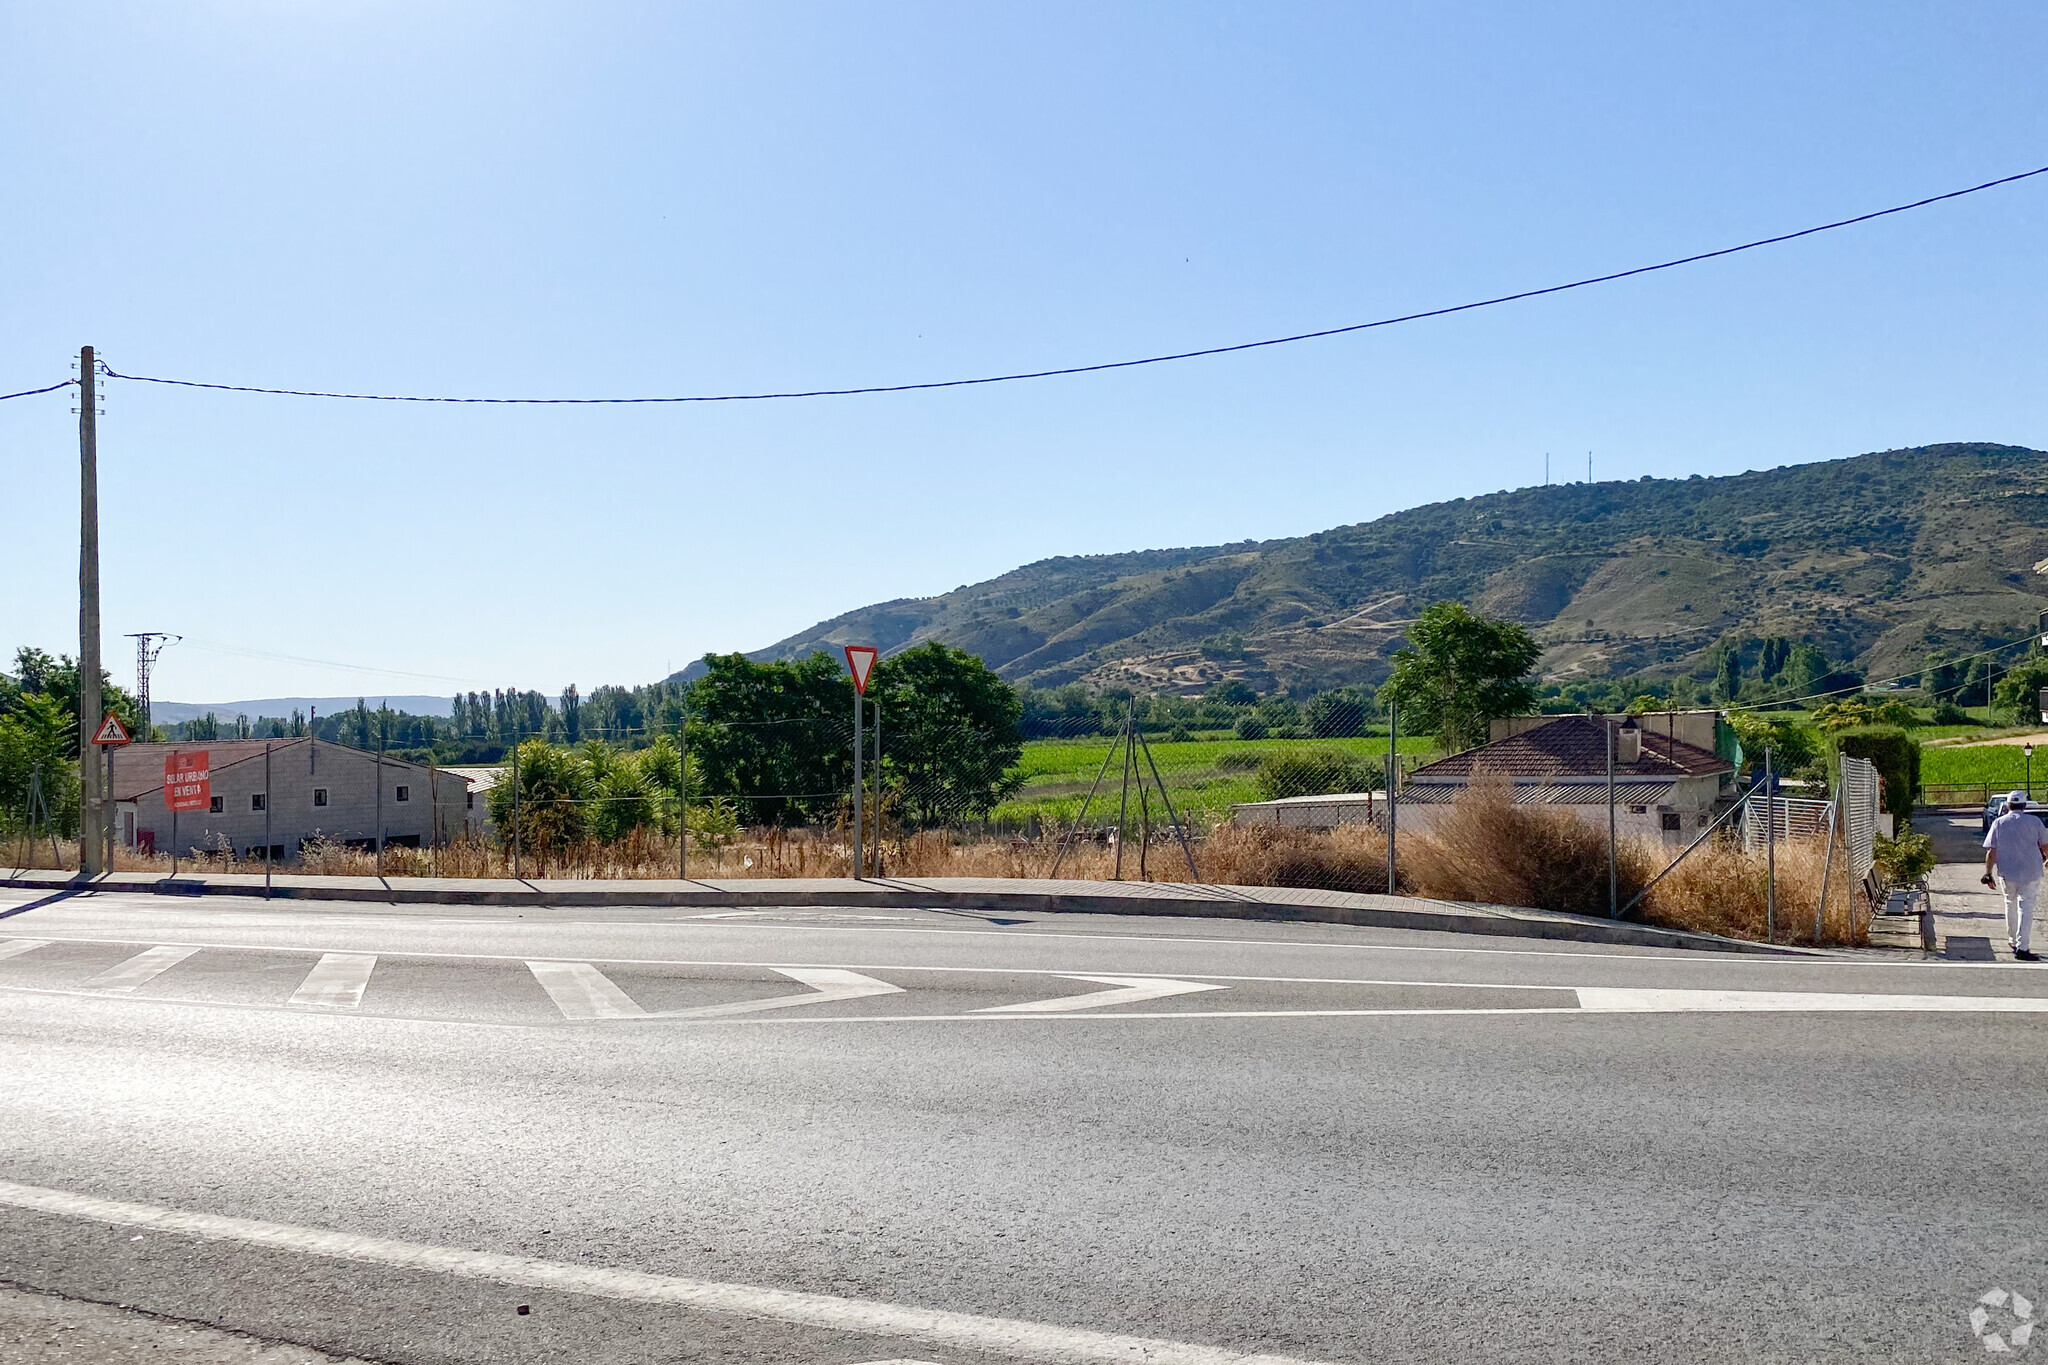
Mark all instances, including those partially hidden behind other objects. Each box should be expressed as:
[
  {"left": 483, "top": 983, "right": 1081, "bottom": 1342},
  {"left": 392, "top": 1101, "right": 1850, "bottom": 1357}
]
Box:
[
  {"left": 1831, "top": 725, "right": 1921, "bottom": 825},
  {"left": 1930, "top": 701, "right": 1977, "bottom": 726},
  {"left": 1215, "top": 750, "right": 1263, "bottom": 772},
  {"left": 1234, "top": 715, "right": 1269, "bottom": 740},
  {"left": 1875, "top": 831, "right": 1937, "bottom": 888},
  {"left": 1403, "top": 779, "right": 1651, "bottom": 918},
  {"left": 1254, "top": 751, "right": 1382, "bottom": 801}
]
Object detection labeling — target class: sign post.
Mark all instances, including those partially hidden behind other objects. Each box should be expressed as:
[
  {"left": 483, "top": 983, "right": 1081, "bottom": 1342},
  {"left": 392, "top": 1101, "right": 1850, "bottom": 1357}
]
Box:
[
  {"left": 91, "top": 714, "right": 131, "bottom": 874},
  {"left": 843, "top": 646, "right": 878, "bottom": 882},
  {"left": 163, "top": 750, "right": 210, "bottom": 877}
]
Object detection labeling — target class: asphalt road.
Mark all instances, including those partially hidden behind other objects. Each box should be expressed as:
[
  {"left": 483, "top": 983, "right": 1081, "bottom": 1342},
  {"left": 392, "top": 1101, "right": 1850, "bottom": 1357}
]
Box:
[{"left": 0, "top": 889, "right": 2043, "bottom": 1364}]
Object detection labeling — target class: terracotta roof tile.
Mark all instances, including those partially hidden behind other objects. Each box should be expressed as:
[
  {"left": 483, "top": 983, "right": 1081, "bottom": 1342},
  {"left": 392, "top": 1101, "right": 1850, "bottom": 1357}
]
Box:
[{"left": 1408, "top": 715, "right": 1731, "bottom": 783}]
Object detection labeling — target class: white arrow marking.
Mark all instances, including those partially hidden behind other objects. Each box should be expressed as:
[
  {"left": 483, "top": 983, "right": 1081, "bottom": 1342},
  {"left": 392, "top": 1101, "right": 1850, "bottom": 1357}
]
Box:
[
  {"left": 1576, "top": 987, "right": 2048, "bottom": 1013},
  {"left": 661, "top": 967, "right": 902, "bottom": 1019},
  {"left": 527, "top": 961, "right": 648, "bottom": 1019},
  {"left": 977, "top": 975, "right": 1228, "bottom": 1014}
]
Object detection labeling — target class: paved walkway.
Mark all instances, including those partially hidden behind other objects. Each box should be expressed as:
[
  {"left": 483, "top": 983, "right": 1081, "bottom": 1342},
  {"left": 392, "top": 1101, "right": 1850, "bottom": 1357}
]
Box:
[
  {"left": 0, "top": 868, "right": 1804, "bottom": 955},
  {"left": 1919, "top": 806, "right": 2028, "bottom": 963}
]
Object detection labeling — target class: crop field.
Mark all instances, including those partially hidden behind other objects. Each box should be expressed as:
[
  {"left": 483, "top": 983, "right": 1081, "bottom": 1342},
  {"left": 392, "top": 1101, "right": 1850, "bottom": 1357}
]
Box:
[
  {"left": 991, "top": 733, "right": 1440, "bottom": 826},
  {"left": 1920, "top": 741, "right": 2044, "bottom": 789}
]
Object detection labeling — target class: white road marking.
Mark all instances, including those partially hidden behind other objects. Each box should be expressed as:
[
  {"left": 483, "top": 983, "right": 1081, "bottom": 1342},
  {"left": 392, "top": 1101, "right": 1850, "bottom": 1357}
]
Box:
[
  {"left": 0, "top": 1180, "right": 1335, "bottom": 1365},
  {"left": 288, "top": 953, "right": 377, "bottom": 1010},
  {"left": 525, "top": 961, "right": 647, "bottom": 1019},
  {"left": 659, "top": 967, "right": 903, "bottom": 1018},
  {"left": 0, "top": 940, "right": 50, "bottom": 961},
  {"left": 82, "top": 945, "right": 201, "bottom": 993},
  {"left": 1576, "top": 986, "right": 2048, "bottom": 1013},
  {"left": 977, "top": 975, "right": 1229, "bottom": 1013}
]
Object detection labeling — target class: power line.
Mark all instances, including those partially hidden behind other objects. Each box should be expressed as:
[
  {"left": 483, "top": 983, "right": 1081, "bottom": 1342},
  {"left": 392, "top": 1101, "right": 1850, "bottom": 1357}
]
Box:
[
  {"left": 0, "top": 380, "right": 75, "bottom": 403},
  {"left": 60, "top": 159, "right": 2048, "bottom": 406}
]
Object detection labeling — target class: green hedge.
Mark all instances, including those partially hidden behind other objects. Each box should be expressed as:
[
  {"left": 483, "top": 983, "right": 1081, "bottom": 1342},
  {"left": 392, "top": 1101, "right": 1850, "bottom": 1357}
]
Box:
[{"left": 1832, "top": 725, "right": 1921, "bottom": 824}]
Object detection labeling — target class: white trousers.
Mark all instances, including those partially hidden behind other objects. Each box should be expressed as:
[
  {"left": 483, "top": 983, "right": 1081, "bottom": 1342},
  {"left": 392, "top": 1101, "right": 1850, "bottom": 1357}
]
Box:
[{"left": 2000, "top": 877, "right": 2039, "bottom": 953}]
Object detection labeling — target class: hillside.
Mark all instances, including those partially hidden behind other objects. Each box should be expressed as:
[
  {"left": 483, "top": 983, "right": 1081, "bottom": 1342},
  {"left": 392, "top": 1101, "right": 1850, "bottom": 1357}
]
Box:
[{"left": 721, "top": 443, "right": 2048, "bottom": 695}]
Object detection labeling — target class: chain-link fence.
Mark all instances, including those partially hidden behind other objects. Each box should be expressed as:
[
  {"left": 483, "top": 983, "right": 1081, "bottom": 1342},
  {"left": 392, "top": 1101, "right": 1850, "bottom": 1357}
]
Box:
[{"left": 6, "top": 701, "right": 1878, "bottom": 944}]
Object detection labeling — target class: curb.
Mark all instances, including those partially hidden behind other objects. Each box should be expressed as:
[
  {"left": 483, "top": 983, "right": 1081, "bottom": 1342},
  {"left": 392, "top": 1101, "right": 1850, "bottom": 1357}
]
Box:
[{"left": 0, "top": 869, "right": 1814, "bottom": 956}]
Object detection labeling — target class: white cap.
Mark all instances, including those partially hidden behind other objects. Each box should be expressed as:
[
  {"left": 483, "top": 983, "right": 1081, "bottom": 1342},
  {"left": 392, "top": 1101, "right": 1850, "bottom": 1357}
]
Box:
[{"left": 2010, "top": 790, "right": 2029, "bottom": 808}]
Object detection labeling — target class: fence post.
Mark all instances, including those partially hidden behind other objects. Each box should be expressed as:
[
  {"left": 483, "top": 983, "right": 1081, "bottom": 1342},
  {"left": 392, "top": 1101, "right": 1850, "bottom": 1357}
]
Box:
[
  {"left": 1607, "top": 718, "right": 1617, "bottom": 918},
  {"left": 678, "top": 710, "right": 688, "bottom": 881},
  {"left": 1764, "top": 745, "right": 1776, "bottom": 941},
  {"left": 511, "top": 735, "right": 522, "bottom": 881},
  {"left": 264, "top": 742, "right": 273, "bottom": 898},
  {"left": 1386, "top": 703, "right": 1398, "bottom": 895}
]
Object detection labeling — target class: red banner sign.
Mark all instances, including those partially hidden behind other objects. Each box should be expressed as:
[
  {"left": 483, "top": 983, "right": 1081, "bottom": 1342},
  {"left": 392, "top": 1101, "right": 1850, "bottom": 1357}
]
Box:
[{"left": 164, "top": 751, "right": 211, "bottom": 813}]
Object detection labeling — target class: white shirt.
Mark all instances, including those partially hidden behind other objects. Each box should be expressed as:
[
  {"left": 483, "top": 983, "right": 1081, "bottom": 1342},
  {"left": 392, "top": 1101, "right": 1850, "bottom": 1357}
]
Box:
[{"left": 1985, "top": 810, "right": 2048, "bottom": 884}]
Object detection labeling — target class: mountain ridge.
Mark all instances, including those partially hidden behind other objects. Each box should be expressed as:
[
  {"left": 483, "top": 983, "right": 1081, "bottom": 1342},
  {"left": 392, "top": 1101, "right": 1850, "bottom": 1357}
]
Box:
[{"left": 699, "top": 443, "right": 2048, "bottom": 696}]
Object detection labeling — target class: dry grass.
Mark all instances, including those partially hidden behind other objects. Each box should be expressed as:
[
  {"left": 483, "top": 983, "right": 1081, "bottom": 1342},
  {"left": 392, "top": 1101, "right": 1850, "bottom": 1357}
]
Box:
[{"left": 6, "top": 789, "right": 1867, "bottom": 944}]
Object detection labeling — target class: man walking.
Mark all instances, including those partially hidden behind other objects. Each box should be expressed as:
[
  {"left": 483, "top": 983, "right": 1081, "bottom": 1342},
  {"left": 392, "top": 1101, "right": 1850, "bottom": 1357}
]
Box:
[{"left": 1982, "top": 789, "right": 2048, "bottom": 961}]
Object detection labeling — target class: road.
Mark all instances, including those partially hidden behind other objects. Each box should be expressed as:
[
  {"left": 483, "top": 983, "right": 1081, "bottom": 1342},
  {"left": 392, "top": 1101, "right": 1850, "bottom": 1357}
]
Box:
[{"left": 0, "top": 888, "right": 2043, "bottom": 1363}]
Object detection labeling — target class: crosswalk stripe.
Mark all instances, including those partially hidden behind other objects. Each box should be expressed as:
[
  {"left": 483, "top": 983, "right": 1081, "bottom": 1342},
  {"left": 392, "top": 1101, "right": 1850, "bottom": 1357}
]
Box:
[
  {"left": 83, "top": 945, "right": 201, "bottom": 993},
  {"left": 0, "top": 940, "right": 50, "bottom": 961},
  {"left": 526, "top": 961, "right": 647, "bottom": 1019},
  {"left": 289, "top": 953, "right": 377, "bottom": 1010}
]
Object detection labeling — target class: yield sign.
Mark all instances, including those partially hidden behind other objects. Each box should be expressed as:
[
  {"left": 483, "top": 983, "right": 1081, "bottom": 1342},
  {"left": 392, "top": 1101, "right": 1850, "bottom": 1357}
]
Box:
[
  {"left": 843, "top": 644, "right": 878, "bottom": 695},
  {"left": 92, "top": 713, "right": 132, "bottom": 747}
]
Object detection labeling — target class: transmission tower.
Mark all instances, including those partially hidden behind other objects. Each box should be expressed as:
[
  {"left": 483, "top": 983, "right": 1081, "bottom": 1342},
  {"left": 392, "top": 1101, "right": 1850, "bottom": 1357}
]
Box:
[{"left": 125, "top": 633, "right": 180, "bottom": 739}]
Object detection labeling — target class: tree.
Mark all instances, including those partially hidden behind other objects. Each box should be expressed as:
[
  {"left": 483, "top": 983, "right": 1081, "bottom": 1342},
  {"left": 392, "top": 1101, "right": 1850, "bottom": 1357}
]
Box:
[
  {"left": 685, "top": 652, "right": 853, "bottom": 824},
  {"left": 1715, "top": 649, "right": 1742, "bottom": 703},
  {"left": 486, "top": 740, "right": 592, "bottom": 870},
  {"left": 1992, "top": 654, "right": 2048, "bottom": 727},
  {"left": 1379, "top": 602, "right": 1540, "bottom": 753},
  {"left": 0, "top": 692, "right": 80, "bottom": 837},
  {"left": 1726, "top": 710, "right": 1818, "bottom": 774},
  {"left": 867, "top": 642, "right": 1025, "bottom": 826},
  {"left": 1306, "top": 686, "right": 1374, "bottom": 738}
]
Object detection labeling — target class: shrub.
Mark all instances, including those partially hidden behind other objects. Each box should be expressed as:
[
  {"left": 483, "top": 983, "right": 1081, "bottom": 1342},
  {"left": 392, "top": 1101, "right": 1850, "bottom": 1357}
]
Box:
[
  {"left": 1234, "top": 715, "right": 1269, "bottom": 740},
  {"left": 1875, "top": 831, "right": 1937, "bottom": 888},
  {"left": 1254, "top": 751, "right": 1382, "bottom": 801},
  {"left": 1215, "top": 750, "right": 1264, "bottom": 772},
  {"left": 1403, "top": 780, "right": 1651, "bottom": 919},
  {"left": 1930, "top": 701, "right": 1976, "bottom": 726},
  {"left": 1831, "top": 725, "right": 1920, "bottom": 825}
]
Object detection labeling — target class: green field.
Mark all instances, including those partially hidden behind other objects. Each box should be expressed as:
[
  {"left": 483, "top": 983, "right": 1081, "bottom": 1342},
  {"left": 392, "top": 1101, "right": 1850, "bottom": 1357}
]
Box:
[
  {"left": 1920, "top": 741, "right": 2045, "bottom": 790},
  {"left": 991, "top": 734, "right": 1440, "bottom": 826}
]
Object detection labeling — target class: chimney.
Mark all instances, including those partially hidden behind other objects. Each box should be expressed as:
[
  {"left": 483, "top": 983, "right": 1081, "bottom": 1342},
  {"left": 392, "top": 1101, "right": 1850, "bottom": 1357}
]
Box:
[{"left": 1616, "top": 717, "right": 1642, "bottom": 764}]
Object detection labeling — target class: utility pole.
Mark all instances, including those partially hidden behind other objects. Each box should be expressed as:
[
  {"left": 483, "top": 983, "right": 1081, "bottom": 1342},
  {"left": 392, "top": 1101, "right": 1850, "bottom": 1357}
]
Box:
[{"left": 78, "top": 347, "right": 102, "bottom": 877}]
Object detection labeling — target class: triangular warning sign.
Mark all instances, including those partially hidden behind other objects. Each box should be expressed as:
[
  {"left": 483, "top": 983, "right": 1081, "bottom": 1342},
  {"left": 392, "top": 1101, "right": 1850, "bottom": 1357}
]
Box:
[
  {"left": 92, "top": 712, "right": 132, "bottom": 746},
  {"left": 844, "top": 645, "right": 879, "bottom": 695}
]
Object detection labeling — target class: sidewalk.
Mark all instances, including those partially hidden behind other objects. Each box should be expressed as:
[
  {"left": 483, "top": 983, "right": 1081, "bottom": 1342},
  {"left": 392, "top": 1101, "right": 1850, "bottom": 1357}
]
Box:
[
  {"left": 1917, "top": 806, "right": 2026, "bottom": 962},
  {"left": 0, "top": 867, "right": 1808, "bottom": 955}
]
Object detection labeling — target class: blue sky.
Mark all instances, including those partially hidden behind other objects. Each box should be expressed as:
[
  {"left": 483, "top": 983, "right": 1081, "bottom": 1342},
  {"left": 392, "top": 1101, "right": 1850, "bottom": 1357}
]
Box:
[{"left": 4, "top": 2, "right": 2046, "bottom": 703}]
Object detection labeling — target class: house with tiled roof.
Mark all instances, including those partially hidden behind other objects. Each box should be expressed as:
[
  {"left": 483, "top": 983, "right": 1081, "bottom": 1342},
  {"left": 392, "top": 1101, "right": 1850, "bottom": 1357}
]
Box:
[
  {"left": 110, "top": 739, "right": 473, "bottom": 861},
  {"left": 1397, "top": 711, "right": 1738, "bottom": 843}
]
